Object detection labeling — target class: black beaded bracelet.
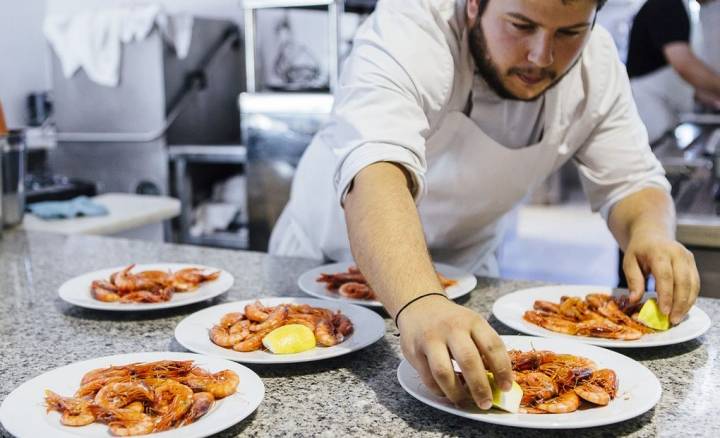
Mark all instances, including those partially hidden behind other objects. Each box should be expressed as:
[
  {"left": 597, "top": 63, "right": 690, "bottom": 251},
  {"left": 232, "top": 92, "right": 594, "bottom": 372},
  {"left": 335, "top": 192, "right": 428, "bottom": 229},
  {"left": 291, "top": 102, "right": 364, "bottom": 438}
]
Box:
[{"left": 394, "top": 292, "right": 448, "bottom": 328}]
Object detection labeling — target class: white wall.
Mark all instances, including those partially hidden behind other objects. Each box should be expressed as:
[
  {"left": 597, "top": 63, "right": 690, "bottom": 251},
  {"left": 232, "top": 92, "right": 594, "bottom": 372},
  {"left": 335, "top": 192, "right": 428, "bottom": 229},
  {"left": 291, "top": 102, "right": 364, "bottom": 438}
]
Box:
[{"left": 0, "top": 0, "right": 50, "bottom": 128}]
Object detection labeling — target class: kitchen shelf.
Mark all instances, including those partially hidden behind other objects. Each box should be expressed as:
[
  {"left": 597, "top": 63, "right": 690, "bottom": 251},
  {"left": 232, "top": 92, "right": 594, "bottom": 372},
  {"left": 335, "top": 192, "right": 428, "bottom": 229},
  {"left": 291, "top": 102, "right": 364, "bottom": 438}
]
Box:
[{"left": 169, "top": 145, "right": 249, "bottom": 250}]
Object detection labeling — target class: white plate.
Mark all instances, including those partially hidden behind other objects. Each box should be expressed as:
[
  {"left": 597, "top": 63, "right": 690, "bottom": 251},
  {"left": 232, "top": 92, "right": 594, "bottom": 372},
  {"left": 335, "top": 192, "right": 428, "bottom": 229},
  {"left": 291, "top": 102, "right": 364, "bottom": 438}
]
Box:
[
  {"left": 175, "top": 297, "right": 386, "bottom": 364},
  {"left": 58, "top": 263, "right": 234, "bottom": 311},
  {"left": 297, "top": 262, "right": 477, "bottom": 307},
  {"left": 397, "top": 335, "right": 662, "bottom": 429},
  {"left": 492, "top": 285, "right": 712, "bottom": 348},
  {"left": 0, "top": 351, "right": 264, "bottom": 438}
]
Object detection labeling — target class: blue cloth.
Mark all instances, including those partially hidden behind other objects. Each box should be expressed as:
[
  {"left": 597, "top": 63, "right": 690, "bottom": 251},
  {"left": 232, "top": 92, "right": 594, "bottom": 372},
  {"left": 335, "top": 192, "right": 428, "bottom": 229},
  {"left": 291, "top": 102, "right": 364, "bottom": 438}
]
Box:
[{"left": 27, "top": 196, "right": 109, "bottom": 220}]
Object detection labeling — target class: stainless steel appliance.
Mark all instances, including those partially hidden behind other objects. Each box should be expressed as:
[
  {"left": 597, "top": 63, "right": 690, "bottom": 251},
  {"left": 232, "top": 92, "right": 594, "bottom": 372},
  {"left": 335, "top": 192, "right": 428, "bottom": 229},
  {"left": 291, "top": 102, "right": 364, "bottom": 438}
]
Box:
[
  {"left": 1, "top": 130, "right": 27, "bottom": 227},
  {"left": 240, "top": 93, "right": 333, "bottom": 250},
  {"left": 169, "top": 145, "right": 249, "bottom": 249},
  {"left": 240, "top": 1, "right": 374, "bottom": 250},
  {"left": 47, "top": 18, "right": 243, "bottom": 201}
]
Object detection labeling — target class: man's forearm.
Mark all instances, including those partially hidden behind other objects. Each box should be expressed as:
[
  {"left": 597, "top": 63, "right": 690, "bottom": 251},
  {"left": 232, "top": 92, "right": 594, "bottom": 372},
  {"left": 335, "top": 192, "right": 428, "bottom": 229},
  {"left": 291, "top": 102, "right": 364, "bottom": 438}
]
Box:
[
  {"left": 607, "top": 187, "right": 676, "bottom": 250},
  {"left": 343, "top": 162, "right": 443, "bottom": 316},
  {"left": 666, "top": 44, "right": 720, "bottom": 98}
]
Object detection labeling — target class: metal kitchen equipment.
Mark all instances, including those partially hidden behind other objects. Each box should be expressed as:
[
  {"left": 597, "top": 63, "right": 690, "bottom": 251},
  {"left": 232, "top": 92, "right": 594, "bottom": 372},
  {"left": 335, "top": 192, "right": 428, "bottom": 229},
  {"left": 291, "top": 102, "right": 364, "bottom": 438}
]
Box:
[
  {"left": 45, "top": 17, "right": 244, "bottom": 242},
  {"left": 240, "top": 0, "right": 375, "bottom": 250},
  {"left": 169, "top": 145, "right": 249, "bottom": 249},
  {"left": 240, "top": 93, "right": 333, "bottom": 250},
  {"left": 47, "top": 18, "right": 243, "bottom": 198},
  {"left": 1, "top": 130, "right": 28, "bottom": 228}
]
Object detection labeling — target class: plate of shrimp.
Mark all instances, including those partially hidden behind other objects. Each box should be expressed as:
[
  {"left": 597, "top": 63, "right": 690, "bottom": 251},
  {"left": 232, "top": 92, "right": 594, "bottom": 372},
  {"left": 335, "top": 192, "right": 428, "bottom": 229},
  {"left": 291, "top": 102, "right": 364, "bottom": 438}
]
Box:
[
  {"left": 174, "top": 297, "right": 386, "bottom": 364},
  {"left": 0, "top": 352, "right": 264, "bottom": 438},
  {"left": 492, "top": 285, "right": 711, "bottom": 348},
  {"left": 58, "top": 263, "right": 234, "bottom": 311},
  {"left": 297, "top": 261, "right": 477, "bottom": 307},
  {"left": 397, "top": 335, "right": 662, "bottom": 429}
]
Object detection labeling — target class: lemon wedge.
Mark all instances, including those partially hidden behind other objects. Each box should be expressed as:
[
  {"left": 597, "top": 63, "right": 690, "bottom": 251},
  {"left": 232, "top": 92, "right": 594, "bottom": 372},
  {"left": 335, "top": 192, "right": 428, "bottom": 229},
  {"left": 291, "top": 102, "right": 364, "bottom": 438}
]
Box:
[
  {"left": 262, "top": 324, "right": 316, "bottom": 354},
  {"left": 637, "top": 298, "right": 670, "bottom": 331},
  {"left": 487, "top": 372, "right": 523, "bottom": 413}
]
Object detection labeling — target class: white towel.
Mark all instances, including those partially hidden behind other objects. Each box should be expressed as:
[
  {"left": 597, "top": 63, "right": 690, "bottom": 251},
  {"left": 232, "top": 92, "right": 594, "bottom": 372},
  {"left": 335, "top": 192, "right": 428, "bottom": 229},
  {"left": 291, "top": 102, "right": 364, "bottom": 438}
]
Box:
[{"left": 43, "top": 4, "right": 194, "bottom": 87}]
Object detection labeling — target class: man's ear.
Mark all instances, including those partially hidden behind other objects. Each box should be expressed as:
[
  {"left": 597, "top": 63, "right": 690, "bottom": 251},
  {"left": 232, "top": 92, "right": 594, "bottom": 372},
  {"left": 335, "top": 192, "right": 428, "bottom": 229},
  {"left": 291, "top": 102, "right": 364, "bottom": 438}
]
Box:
[{"left": 467, "top": 0, "right": 480, "bottom": 26}]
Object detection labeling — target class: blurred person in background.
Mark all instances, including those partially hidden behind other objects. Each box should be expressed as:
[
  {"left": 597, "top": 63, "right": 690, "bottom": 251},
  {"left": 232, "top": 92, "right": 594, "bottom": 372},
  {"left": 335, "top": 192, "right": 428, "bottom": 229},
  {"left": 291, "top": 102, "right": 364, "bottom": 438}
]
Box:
[{"left": 627, "top": 0, "right": 720, "bottom": 144}]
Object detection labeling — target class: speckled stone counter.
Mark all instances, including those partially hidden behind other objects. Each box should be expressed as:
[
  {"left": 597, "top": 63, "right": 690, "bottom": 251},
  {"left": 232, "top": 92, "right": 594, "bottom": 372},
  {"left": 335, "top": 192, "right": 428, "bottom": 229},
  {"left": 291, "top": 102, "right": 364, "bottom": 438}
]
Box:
[{"left": 1, "top": 230, "right": 718, "bottom": 437}]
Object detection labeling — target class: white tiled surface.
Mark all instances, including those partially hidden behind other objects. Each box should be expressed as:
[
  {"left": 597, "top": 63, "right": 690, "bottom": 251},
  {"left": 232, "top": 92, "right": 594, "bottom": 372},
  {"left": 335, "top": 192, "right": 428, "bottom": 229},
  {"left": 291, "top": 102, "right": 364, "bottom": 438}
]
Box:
[{"left": 498, "top": 203, "right": 619, "bottom": 286}]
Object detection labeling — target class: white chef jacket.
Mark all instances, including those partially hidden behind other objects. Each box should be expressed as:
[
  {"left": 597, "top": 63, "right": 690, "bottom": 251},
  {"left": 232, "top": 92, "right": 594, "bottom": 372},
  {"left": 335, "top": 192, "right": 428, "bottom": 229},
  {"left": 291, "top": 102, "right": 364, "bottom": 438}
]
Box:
[{"left": 269, "top": 0, "right": 670, "bottom": 276}]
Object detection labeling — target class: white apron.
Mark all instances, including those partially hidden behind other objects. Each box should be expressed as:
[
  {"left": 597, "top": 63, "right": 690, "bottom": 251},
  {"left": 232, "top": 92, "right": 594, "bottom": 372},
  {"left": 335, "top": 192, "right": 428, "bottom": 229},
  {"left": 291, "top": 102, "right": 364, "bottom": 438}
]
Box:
[
  {"left": 630, "top": 0, "right": 701, "bottom": 143},
  {"left": 416, "top": 71, "right": 570, "bottom": 275},
  {"left": 271, "top": 29, "right": 578, "bottom": 276}
]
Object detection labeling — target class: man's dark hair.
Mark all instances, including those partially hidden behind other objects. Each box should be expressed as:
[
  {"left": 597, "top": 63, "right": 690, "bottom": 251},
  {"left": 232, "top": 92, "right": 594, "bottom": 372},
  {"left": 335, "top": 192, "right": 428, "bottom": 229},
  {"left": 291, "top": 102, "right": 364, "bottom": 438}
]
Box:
[{"left": 477, "top": 0, "right": 608, "bottom": 16}]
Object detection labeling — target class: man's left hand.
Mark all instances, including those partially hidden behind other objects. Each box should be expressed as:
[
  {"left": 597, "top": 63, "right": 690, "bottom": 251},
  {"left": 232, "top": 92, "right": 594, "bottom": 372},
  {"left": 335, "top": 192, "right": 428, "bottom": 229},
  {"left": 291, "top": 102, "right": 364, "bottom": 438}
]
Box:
[{"left": 622, "top": 233, "right": 700, "bottom": 325}]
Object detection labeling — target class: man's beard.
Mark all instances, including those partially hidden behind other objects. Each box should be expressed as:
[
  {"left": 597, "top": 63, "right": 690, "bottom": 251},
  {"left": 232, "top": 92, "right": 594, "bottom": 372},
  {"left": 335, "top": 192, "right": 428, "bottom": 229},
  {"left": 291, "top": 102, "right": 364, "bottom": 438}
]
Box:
[{"left": 468, "top": 20, "right": 571, "bottom": 102}]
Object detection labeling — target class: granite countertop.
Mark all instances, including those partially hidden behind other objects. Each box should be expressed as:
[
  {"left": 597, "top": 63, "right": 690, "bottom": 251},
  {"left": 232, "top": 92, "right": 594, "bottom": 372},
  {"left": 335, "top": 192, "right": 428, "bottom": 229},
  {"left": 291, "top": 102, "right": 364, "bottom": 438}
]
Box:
[{"left": 1, "top": 230, "right": 718, "bottom": 437}]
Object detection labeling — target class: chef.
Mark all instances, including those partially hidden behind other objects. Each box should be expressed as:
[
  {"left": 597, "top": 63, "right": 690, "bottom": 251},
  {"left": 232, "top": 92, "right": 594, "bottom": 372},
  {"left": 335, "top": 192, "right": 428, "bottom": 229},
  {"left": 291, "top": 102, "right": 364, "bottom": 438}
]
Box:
[
  {"left": 627, "top": 0, "right": 720, "bottom": 144},
  {"left": 270, "top": 0, "right": 700, "bottom": 408}
]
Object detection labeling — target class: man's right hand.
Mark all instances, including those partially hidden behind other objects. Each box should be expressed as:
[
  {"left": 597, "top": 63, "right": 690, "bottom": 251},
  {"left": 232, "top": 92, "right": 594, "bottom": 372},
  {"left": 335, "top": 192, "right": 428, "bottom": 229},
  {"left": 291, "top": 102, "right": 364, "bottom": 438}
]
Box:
[{"left": 396, "top": 296, "right": 514, "bottom": 409}]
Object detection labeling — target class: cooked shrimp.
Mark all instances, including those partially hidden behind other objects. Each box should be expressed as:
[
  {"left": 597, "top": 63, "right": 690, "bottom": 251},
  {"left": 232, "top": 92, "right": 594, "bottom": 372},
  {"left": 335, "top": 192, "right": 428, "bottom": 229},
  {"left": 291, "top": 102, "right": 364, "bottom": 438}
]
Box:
[
  {"left": 75, "top": 376, "right": 131, "bottom": 399},
  {"left": 523, "top": 310, "right": 579, "bottom": 335},
  {"left": 574, "top": 383, "right": 611, "bottom": 406},
  {"left": 288, "top": 303, "right": 313, "bottom": 314},
  {"left": 180, "top": 392, "right": 215, "bottom": 426},
  {"left": 338, "top": 282, "right": 375, "bottom": 300},
  {"left": 119, "top": 290, "right": 165, "bottom": 303},
  {"left": 437, "top": 272, "right": 457, "bottom": 288},
  {"left": 232, "top": 328, "right": 272, "bottom": 352},
  {"left": 229, "top": 319, "right": 251, "bottom": 337},
  {"left": 81, "top": 365, "right": 134, "bottom": 386},
  {"left": 614, "top": 294, "right": 643, "bottom": 315},
  {"left": 129, "top": 360, "right": 195, "bottom": 379},
  {"left": 534, "top": 390, "right": 581, "bottom": 413},
  {"left": 533, "top": 300, "right": 561, "bottom": 314},
  {"left": 588, "top": 368, "right": 618, "bottom": 398},
  {"left": 284, "top": 318, "right": 317, "bottom": 331},
  {"left": 210, "top": 325, "right": 249, "bottom": 347},
  {"left": 548, "top": 353, "right": 597, "bottom": 370},
  {"left": 585, "top": 293, "right": 612, "bottom": 309},
  {"left": 45, "top": 390, "right": 95, "bottom": 426},
  {"left": 594, "top": 299, "right": 654, "bottom": 334},
  {"left": 538, "top": 364, "right": 594, "bottom": 392},
  {"left": 152, "top": 380, "right": 194, "bottom": 431},
  {"left": 181, "top": 369, "right": 239, "bottom": 399},
  {"left": 219, "top": 312, "right": 245, "bottom": 328},
  {"left": 94, "top": 381, "right": 154, "bottom": 409},
  {"left": 134, "top": 270, "right": 171, "bottom": 290},
  {"left": 91, "top": 280, "right": 121, "bottom": 302},
  {"left": 332, "top": 311, "right": 354, "bottom": 338},
  {"left": 576, "top": 319, "right": 643, "bottom": 340},
  {"left": 250, "top": 305, "right": 288, "bottom": 332},
  {"left": 89, "top": 405, "right": 155, "bottom": 436},
  {"left": 559, "top": 297, "right": 603, "bottom": 322},
  {"left": 111, "top": 265, "right": 140, "bottom": 292},
  {"left": 314, "top": 318, "right": 338, "bottom": 347},
  {"left": 245, "top": 300, "right": 270, "bottom": 322},
  {"left": 316, "top": 271, "right": 366, "bottom": 290},
  {"left": 520, "top": 406, "right": 549, "bottom": 414},
  {"left": 514, "top": 371, "right": 557, "bottom": 405},
  {"left": 125, "top": 401, "right": 144, "bottom": 413},
  {"left": 170, "top": 268, "right": 220, "bottom": 292},
  {"left": 509, "top": 349, "right": 558, "bottom": 371}
]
